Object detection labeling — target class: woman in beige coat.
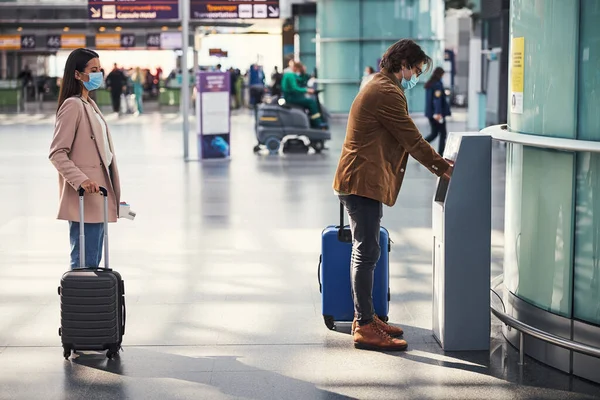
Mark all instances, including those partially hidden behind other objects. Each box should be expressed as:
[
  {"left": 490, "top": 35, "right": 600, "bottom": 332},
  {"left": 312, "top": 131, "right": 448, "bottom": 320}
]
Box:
[{"left": 49, "top": 48, "right": 122, "bottom": 269}]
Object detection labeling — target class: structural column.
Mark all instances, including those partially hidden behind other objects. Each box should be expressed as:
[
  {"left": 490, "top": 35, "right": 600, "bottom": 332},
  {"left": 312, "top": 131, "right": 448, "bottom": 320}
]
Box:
[
  {"left": 503, "top": 0, "right": 600, "bottom": 384},
  {"left": 294, "top": 3, "right": 317, "bottom": 74},
  {"left": 0, "top": 51, "right": 7, "bottom": 80},
  {"left": 316, "top": 0, "right": 445, "bottom": 114}
]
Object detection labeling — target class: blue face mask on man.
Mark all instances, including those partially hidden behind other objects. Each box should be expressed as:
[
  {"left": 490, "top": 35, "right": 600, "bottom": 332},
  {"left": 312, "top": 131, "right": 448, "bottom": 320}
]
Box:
[
  {"left": 401, "top": 70, "right": 419, "bottom": 91},
  {"left": 81, "top": 71, "right": 103, "bottom": 91}
]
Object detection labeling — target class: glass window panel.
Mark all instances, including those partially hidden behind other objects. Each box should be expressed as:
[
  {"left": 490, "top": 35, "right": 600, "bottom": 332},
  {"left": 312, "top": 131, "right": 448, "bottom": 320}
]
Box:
[
  {"left": 508, "top": 0, "right": 579, "bottom": 139},
  {"left": 504, "top": 144, "right": 575, "bottom": 317},
  {"left": 577, "top": 0, "right": 600, "bottom": 141},
  {"left": 573, "top": 0, "right": 600, "bottom": 325},
  {"left": 574, "top": 153, "right": 600, "bottom": 325}
]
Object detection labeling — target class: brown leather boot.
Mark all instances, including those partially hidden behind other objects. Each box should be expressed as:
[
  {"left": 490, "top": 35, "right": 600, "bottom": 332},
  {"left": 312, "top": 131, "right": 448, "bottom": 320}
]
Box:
[
  {"left": 351, "top": 315, "right": 404, "bottom": 337},
  {"left": 353, "top": 321, "right": 408, "bottom": 351}
]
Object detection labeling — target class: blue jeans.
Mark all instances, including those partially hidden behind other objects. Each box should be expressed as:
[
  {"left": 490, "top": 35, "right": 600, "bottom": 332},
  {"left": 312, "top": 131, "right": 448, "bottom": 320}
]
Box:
[
  {"left": 338, "top": 194, "right": 383, "bottom": 326},
  {"left": 69, "top": 222, "right": 104, "bottom": 269}
]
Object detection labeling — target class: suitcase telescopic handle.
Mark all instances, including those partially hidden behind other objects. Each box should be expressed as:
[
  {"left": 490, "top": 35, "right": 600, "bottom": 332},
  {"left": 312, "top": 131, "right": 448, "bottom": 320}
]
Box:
[
  {"left": 78, "top": 186, "right": 108, "bottom": 197},
  {"left": 77, "top": 186, "right": 110, "bottom": 270},
  {"left": 337, "top": 202, "right": 352, "bottom": 242}
]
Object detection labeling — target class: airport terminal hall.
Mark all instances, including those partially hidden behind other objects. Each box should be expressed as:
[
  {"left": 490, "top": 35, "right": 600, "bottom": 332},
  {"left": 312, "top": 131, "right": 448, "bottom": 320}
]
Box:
[{"left": 2, "top": 0, "right": 600, "bottom": 399}]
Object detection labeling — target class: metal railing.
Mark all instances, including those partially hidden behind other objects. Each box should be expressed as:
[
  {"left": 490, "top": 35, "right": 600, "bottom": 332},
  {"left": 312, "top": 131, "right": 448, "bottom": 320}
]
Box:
[
  {"left": 482, "top": 124, "right": 600, "bottom": 153},
  {"left": 490, "top": 282, "right": 600, "bottom": 365}
]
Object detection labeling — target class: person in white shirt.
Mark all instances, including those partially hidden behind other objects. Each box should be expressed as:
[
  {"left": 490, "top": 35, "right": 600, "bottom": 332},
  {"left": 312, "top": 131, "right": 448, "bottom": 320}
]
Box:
[{"left": 359, "top": 66, "right": 376, "bottom": 91}]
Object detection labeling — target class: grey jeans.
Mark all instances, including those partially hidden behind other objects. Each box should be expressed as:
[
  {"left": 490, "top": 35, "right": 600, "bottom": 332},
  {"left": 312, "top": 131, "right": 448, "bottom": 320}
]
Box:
[{"left": 339, "top": 194, "right": 383, "bottom": 326}]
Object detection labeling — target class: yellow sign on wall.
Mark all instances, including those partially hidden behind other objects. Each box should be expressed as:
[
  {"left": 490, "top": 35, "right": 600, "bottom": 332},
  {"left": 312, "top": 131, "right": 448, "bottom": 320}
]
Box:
[
  {"left": 510, "top": 37, "right": 524, "bottom": 114},
  {"left": 96, "top": 34, "right": 121, "bottom": 49},
  {"left": 61, "top": 34, "right": 86, "bottom": 49},
  {"left": 0, "top": 35, "right": 21, "bottom": 50}
]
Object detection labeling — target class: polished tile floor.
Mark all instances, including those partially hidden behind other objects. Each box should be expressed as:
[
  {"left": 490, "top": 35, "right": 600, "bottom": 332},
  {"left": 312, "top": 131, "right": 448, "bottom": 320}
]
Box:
[{"left": 0, "top": 109, "right": 598, "bottom": 399}]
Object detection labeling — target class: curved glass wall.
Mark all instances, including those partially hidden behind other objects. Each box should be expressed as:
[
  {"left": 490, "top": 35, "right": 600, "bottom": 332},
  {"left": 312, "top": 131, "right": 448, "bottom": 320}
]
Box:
[
  {"left": 505, "top": 0, "right": 600, "bottom": 327},
  {"left": 504, "top": 0, "right": 579, "bottom": 317},
  {"left": 573, "top": 0, "right": 600, "bottom": 326}
]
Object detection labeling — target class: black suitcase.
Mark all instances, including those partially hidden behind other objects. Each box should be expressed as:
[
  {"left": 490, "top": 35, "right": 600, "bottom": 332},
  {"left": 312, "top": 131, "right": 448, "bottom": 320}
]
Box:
[{"left": 58, "top": 187, "right": 126, "bottom": 360}]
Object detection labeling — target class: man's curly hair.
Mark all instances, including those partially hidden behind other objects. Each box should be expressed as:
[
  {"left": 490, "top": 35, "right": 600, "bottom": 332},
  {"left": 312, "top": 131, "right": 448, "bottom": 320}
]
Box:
[{"left": 380, "top": 39, "right": 432, "bottom": 74}]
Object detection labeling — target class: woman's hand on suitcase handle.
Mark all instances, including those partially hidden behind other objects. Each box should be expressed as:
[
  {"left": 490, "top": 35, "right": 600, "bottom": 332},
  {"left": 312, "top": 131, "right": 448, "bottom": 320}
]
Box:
[{"left": 80, "top": 179, "right": 100, "bottom": 194}]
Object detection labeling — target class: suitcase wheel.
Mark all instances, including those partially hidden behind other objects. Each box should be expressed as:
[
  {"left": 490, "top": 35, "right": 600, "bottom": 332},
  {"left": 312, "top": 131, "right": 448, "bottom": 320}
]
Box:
[
  {"left": 106, "top": 345, "right": 120, "bottom": 360},
  {"left": 323, "top": 315, "right": 335, "bottom": 331},
  {"left": 63, "top": 346, "right": 71, "bottom": 360}
]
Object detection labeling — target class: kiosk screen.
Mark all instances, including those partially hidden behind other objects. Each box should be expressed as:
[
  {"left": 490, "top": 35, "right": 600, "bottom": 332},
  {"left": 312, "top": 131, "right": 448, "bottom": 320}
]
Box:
[
  {"left": 434, "top": 176, "right": 450, "bottom": 203},
  {"left": 434, "top": 133, "right": 463, "bottom": 204}
]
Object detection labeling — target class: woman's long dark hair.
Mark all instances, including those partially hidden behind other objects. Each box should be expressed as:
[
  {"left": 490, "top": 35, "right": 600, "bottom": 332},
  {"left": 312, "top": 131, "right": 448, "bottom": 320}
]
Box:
[
  {"left": 57, "top": 48, "right": 99, "bottom": 113},
  {"left": 424, "top": 67, "right": 444, "bottom": 89}
]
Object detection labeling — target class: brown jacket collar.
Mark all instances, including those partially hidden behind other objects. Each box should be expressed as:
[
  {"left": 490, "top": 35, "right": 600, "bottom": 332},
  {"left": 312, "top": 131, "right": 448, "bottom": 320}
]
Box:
[{"left": 379, "top": 68, "right": 403, "bottom": 91}]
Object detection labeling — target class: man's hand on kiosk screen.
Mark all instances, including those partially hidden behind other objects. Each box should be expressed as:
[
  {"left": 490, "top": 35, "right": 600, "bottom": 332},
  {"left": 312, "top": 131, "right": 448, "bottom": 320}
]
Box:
[{"left": 443, "top": 159, "right": 454, "bottom": 180}]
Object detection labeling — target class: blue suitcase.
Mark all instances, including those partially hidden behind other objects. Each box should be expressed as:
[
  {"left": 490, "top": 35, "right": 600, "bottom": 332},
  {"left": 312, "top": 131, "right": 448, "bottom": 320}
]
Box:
[{"left": 318, "top": 203, "right": 391, "bottom": 330}]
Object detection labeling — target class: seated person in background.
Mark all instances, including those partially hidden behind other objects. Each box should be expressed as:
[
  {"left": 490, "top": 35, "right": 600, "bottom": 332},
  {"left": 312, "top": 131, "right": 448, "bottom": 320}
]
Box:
[
  {"left": 281, "top": 61, "right": 325, "bottom": 128},
  {"left": 295, "top": 63, "right": 312, "bottom": 88}
]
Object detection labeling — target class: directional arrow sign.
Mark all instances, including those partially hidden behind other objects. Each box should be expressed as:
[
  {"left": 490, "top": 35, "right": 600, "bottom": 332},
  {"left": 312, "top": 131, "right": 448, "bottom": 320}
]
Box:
[
  {"left": 268, "top": 5, "right": 279, "bottom": 18},
  {"left": 190, "top": 1, "right": 280, "bottom": 20},
  {"left": 90, "top": 7, "right": 101, "bottom": 18}
]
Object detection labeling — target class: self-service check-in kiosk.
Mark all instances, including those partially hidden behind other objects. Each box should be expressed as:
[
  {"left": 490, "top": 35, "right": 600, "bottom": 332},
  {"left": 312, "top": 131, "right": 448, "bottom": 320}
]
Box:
[{"left": 432, "top": 132, "right": 491, "bottom": 351}]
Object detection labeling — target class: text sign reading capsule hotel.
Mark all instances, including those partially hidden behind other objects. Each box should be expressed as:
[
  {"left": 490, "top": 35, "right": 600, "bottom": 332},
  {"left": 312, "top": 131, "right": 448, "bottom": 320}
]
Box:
[{"left": 88, "top": 0, "right": 179, "bottom": 20}]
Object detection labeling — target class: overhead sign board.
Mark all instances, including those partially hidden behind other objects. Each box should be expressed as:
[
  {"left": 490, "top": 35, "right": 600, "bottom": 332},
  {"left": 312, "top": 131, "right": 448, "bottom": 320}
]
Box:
[
  {"left": 20, "top": 35, "right": 36, "bottom": 49},
  {"left": 96, "top": 34, "right": 121, "bottom": 49},
  {"left": 96, "top": 33, "right": 136, "bottom": 49},
  {"left": 0, "top": 35, "right": 36, "bottom": 50},
  {"left": 190, "top": 0, "right": 280, "bottom": 19},
  {"left": 61, "top": 34, "right": 86, "bottom": 49},
  {"left": 120, "top": 34, "right": 136, "bottom": 48},
  {"left": 88, "top": 0, "right": 179, "bottom": 20},
  {"left": 160, "top": 32, "right": 182, "bottom": 49},
  {"left": 0, "top": 35, "right": 21, "bottom": 50},
  {"left": 47, "top": 35, "right": 61, "bottom": 49},
  {"left": 146, "top": 33, "right": 161, "bottom": 48}
]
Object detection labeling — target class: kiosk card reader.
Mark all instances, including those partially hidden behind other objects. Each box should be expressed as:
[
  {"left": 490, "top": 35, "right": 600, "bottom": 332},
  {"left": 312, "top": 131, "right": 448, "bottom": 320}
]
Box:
[{"left": 432, "top": 132, "right": 492, "bottom": 351}]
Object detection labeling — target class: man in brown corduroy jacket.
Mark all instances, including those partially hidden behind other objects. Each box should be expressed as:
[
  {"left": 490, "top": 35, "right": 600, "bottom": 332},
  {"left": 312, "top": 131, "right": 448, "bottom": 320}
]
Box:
[{"left": 333, "top": 39, "right": 453, "bottom": 352}]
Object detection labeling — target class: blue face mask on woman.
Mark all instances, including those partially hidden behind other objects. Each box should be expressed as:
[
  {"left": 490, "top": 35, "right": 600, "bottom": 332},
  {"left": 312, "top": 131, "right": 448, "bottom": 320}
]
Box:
[
  {"left": 401, "top": 71, "right": 419, "bottom": 91},
  {"left": 81, "top": 72, "right": 103, "bottom": 91}
]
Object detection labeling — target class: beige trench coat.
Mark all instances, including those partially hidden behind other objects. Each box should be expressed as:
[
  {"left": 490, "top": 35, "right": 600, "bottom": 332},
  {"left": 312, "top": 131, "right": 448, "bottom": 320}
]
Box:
[{"left": 49, "top": 96, "right": 121, "bottom": 223}]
